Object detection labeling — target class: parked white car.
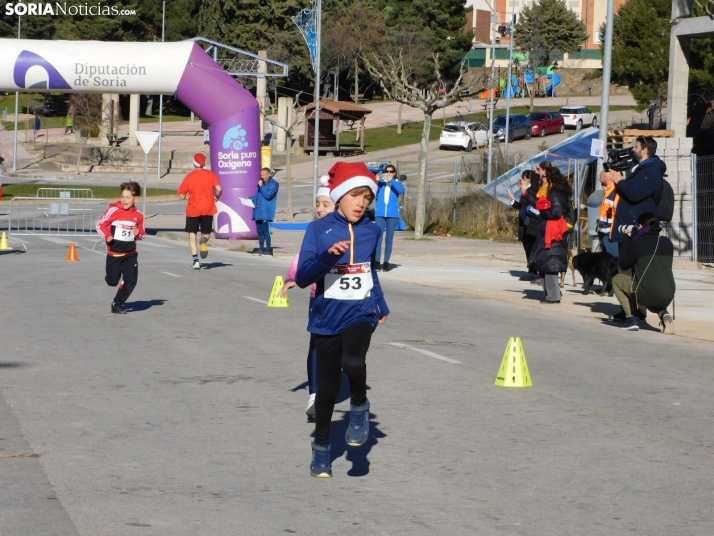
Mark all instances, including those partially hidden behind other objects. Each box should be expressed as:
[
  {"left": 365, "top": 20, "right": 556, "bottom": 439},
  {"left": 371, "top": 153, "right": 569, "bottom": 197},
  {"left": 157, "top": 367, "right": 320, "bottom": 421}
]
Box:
[
  {"left": 559, "top": 106, "right": 598, "bottom": 129},
  {"left": 439, "top": 121, "right": 488, "bottom": 151}
]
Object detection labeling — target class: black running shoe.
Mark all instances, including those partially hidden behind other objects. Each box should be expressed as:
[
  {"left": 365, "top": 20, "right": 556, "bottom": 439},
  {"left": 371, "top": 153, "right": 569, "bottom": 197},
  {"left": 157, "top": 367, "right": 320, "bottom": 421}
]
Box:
[
  {"left": 111, "top": 302, "right": 127, "bottom": 314},
  {"left": 620, "top": 316, "right": 640, "bottom": 331},
  {"left": 608, "top": 309, "right": 627, "bottom": 321}
]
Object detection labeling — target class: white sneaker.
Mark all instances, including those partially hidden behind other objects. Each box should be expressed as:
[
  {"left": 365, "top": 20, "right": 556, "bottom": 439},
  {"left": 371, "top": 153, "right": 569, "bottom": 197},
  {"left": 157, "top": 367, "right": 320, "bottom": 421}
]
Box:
[
  {"left": 305, "top": 393, "right": 316, "bottom": 419},
  {"left": 191, "top": 260, "right": 201, "bottom": 270}
]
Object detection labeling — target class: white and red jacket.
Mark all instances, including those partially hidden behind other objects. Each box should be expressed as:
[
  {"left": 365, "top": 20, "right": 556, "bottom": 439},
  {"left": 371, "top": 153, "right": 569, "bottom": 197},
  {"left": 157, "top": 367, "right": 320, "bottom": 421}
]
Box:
[{"left": 96, "top": 201, "right": 146, "bottom": 255}]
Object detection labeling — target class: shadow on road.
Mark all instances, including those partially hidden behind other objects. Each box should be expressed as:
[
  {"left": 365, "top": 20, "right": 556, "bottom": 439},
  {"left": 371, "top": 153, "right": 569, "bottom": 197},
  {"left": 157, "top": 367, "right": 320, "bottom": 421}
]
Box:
[
  {"left": 0, "top": 361, "right": 28, "bottom": 368},
  {"left": 0, "top": 250, "right": 26, "bottom": 256},
  {"left": 126, "top": 299, "right": 167, "bottom": 312},
  {"left": 329, "top": 409, "right": 386, "bottom": 477},
  {"left": 199, "top": 262, "right": 233, "bottom": 270}
]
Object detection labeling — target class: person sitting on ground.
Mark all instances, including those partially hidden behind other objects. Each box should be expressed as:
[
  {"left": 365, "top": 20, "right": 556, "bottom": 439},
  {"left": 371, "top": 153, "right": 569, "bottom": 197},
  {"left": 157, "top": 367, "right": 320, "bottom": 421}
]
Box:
[
  {"left": 610, "top": 212, "right": 676, "bottom": 333},
  {"left": 527, "top": 161, "right": 572, "bottom": 303},
  {"left": 508, "top": 170, "right": 539, "bottom": 280}
]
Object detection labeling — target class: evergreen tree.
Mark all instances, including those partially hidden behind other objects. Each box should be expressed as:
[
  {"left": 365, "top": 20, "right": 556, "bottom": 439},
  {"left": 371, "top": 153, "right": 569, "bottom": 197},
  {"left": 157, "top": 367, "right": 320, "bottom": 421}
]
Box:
[
  {"left": 515, "top": 0, "right": 588, "bottom": 110},
  {"left": 610, "top": 0, "right": 670, "bottom": 116}
]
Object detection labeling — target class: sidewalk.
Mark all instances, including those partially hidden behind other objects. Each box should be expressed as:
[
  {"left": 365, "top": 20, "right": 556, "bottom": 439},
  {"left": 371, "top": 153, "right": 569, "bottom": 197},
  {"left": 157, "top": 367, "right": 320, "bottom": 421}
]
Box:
[{"left": 147, "top": 212, "right": 714, "bottom": 343}]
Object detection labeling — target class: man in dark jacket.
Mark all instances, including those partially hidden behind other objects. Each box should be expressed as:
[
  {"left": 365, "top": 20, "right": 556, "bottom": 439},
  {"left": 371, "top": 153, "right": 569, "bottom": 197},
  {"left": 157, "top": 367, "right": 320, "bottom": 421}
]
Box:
[
  {"left": 609, "top": 136, "right": 665, "bottom": 243},
  {"left": 611, "top": 212, "right": 675, "bottom": 333}
]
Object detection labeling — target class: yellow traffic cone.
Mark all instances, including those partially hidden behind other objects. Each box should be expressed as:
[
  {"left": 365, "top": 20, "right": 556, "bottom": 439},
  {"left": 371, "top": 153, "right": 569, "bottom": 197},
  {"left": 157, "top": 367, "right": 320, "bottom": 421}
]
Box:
[
  {"left": 0, "top": 232, "right": 11, "bottom": 251},
  {"left": 267, "top": 275, "right": 290, "bottom": 308},
  {"left": 495, "top": 336, "right": 532, "bottom": 387}
]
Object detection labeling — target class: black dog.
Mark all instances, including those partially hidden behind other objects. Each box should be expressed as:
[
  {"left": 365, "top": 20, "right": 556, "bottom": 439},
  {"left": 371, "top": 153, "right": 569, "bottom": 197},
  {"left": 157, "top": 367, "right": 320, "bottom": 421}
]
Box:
[{"left": 572, "top": 251, "right": 618, "bottom": 296}]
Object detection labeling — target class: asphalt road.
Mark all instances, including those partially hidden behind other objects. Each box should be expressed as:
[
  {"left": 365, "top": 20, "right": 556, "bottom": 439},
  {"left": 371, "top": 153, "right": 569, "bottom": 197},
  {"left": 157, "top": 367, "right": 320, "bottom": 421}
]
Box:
[{"left": 1, "top": 236, "right": 714, "bottom": 535}]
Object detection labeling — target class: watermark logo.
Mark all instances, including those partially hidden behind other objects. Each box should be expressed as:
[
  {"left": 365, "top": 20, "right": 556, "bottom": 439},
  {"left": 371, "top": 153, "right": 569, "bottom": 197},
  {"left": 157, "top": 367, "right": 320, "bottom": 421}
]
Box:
[
  {"left": 222, "top": 125, "right": 249, "bottom": 151},
  {"left": 4, "top": 3, "right": 137, "bottom": 16},
  {"left": 14, "top": 50, "right": 71, "bottom": 89}
]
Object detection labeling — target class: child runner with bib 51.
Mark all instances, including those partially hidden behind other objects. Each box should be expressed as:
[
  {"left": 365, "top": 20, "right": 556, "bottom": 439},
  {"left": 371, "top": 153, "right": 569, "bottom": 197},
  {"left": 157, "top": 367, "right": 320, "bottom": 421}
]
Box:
[
  {"left": 96, "top": 181, "right": 146, "bottom": 314},
  {"left": 296, "top": 162, "right": 390, "bottom": 478}
]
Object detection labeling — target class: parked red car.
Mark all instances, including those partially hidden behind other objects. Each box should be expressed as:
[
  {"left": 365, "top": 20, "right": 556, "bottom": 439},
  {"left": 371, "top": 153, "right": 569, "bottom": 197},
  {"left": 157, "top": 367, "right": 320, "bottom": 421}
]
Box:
[{"left": 527, "top": 111, "right": 565, "bottom": 137}]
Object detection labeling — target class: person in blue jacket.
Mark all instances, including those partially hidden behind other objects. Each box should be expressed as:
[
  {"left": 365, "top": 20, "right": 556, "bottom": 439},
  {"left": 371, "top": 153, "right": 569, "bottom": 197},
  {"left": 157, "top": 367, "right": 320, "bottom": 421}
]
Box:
[
  {"left": 250, "top": 167, "right": 279, "bottom": 256},
  {"left": 374, "top": 165, "right": 405, "bottom": 271},
  {"left": 609, "top": 136, "right": 665, "bottom": 242},
  {"left": 296, "top": 161, "right": 390, "bottom": 478}
]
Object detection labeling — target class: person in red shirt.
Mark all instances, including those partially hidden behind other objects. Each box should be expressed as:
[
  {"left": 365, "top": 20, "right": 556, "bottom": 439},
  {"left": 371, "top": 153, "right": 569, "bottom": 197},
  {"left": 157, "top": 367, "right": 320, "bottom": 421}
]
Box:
[
  {"left": 96, "top": 181, "right": 146, "bottom": 314},
  {"left": 178, "top": 153, "right": 222, "bottom": 269}
]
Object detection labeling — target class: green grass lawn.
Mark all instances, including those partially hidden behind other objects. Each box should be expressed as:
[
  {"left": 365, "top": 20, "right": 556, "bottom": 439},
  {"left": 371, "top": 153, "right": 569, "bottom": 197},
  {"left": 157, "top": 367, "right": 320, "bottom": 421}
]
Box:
[{"left": 0, "top": 183, "right": 177, "bottom": 201}]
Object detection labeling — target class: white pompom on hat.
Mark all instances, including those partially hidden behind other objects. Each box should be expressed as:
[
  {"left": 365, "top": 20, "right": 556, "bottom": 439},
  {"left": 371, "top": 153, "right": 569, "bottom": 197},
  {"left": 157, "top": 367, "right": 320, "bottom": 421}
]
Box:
[
  {"left": 193, "top": 153, "right": 206, "bottom": 168},
  {"left": 327, "top": 162, "right": 378, "bottom": 203},
  {"left": 317, "top": 175, "right": 331, "bottom": 198}
]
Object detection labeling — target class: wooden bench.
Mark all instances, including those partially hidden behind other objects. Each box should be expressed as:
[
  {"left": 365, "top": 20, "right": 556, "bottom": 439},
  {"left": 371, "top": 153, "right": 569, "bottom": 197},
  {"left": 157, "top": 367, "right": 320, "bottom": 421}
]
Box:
[{"left": 106, "top": 134, "right": 118, "bottom": 146}]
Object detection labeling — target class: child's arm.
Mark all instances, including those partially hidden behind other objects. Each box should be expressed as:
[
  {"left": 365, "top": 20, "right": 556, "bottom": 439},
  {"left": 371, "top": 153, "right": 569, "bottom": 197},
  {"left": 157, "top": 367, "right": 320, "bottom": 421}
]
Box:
[
  {"left": 135, "top": 212, "right": 147, "bottom": 241},
  {"left": 279, "top": 252, "right": 300, "bottom": 297},
  {"left": 370, "top": 267, "right": 390, "bottom": 322},
  {"left": 296, "top": 228, "right": 345, "bottom": 289},
  {"left": 96, "top": 206, "right": 118, "bottom": 242}
]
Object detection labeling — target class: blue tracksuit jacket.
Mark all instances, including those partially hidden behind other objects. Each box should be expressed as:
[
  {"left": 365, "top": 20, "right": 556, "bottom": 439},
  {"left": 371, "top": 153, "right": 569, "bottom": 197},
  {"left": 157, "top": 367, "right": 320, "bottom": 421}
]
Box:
[
  {"left": 296, "top": 211, "right": 390, "bottom": 336},
  {"left": 375, "top": 179, "right": 405, "bottom": 219},
  {"left": 250, "top": 178, "right": 279, "bottom": 221}
]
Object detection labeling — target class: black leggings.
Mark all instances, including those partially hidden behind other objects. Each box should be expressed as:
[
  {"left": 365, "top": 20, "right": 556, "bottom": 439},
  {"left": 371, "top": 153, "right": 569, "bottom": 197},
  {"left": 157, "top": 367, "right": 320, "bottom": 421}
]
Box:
[
  {"left": 105, "top": 253, "right": 138, "bottom": 305},
  {"left": 314, "top": 321, "right": 374, "bottom": 445},
  {"left": 522, "top": 233, "right": 537, "bottom": 273}
]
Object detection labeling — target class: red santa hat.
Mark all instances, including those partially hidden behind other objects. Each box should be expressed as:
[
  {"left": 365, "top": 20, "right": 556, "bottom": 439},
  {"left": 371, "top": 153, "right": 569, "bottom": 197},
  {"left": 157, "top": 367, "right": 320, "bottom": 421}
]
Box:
[
  {"left": 193, "top": 153, "right": 206, "bottom": 168},
  {"left": 317, "top": 175, "right": 331, "bottom": 198},
  {"left": 327, "top": 162, "right": 378, "bottom": 203}
]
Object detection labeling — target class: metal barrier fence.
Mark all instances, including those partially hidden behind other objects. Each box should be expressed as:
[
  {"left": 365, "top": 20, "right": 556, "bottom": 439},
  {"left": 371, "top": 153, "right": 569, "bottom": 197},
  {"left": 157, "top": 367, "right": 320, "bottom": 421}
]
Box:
[
  {"left": 36, "top": 188, "right": 94, "bottom": 199},
  {"left": 8, "top": 196, "right": 109, "bottom": 236},
  {"left": 695, "top": 154, "right": 714, "bottom": 263}
]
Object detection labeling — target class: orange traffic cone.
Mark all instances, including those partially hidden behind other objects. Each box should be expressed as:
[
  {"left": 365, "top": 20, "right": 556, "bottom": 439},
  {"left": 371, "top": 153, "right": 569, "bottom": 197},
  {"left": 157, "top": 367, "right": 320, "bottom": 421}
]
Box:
[{"left": 66, "top": 242, "right": 79, "bottom": 262}]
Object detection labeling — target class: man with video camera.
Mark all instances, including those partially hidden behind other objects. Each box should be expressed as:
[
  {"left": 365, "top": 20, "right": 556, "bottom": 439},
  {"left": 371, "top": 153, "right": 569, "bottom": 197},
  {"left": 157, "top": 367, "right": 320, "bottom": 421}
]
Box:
[{"left": 607, "top": 136, "right": 665, "bottom": 243}]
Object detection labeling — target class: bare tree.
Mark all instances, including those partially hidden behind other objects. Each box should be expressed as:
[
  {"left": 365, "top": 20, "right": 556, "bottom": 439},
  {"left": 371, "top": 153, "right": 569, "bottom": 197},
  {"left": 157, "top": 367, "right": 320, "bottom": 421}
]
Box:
[
  {"left": 72, "top": 94, "right": 104, "bottom": 174},
  {"left": 322, "top": 0, "right": 386, "bottom": 103},
  {"left": 260, "top": 94, "right": 306, "bottom": 221},
  {"left": 363, "top": 52, "right": 488, "bottom": 238}
]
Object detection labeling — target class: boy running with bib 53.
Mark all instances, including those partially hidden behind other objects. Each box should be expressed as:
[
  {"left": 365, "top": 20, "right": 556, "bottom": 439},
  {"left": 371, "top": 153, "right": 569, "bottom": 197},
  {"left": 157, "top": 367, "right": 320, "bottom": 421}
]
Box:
[
  {"left": 96, "top": 181, "right": 146, "bottom": 314},
  {"left": 296, "top": 162, "right": 389, "bottom": 478}
]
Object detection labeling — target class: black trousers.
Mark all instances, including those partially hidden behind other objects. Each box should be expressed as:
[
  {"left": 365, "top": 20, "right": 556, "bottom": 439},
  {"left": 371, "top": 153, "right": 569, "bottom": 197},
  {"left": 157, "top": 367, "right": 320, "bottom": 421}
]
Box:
[
  {"left": 314, "top": 321, "right": 374, "bottom": 445},
  {"left": 522, "top": 233, "right": 537, "bottom": 273},
  {"left": 105, "top": 253, "right": 138, "bottom": 305}
]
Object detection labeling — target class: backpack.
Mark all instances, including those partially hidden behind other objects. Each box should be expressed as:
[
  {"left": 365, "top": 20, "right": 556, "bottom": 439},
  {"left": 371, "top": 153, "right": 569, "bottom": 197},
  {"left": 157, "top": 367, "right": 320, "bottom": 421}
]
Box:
[{"left": 656, "top": 178, "right": 675, "bottom": 223}]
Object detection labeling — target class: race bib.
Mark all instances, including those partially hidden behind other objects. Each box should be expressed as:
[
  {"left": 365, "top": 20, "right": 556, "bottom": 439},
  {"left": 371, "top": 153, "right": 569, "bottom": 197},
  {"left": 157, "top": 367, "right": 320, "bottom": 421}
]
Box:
[
  {"left": 113, "top": 220, "right": 136, "bottom": 241},
  {"left": 324, "top": 262, "right": 373, "bottom": 300}
]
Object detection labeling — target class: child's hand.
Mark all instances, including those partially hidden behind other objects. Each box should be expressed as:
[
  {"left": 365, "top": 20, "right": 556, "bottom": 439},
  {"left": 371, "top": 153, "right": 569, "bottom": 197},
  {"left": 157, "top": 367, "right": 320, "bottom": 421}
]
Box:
[
  {"left": 106, "top": 237, "right": 113, "bottom": 243},
  {"left": 279, "top": 281, "right": 297, "bottom": 297},
  {"left": 328, "top": 240, "right": 350, "bottom": 256},
  {"left": 133, "top": 227, "right": 139, "bottom": 236},
  {"left": 378, "top": 316, "right": 388, "bottom": 324}
]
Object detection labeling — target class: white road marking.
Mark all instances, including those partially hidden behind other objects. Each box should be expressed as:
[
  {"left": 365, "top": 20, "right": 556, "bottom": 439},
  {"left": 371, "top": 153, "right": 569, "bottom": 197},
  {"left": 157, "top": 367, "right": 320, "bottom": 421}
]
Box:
[
  {"left": 40, "top": 236, "right": 72, "bottom": 245},
  {"left": 161, "top": 272, "right": 182, "bottom": 278},
  {"left": 139, "top": 241, "right": 173, "bottom": 248},
  {"left": 243, "top": 296, "right": 268, "bottom": 305},
  {"left": 388, "top": 343, "right": 461, "bottom": 364}
]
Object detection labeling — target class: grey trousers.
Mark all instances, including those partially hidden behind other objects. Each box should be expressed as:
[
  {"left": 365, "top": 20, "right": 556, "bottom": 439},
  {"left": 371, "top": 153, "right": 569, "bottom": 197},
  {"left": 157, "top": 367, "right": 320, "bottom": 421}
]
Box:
[{"left": 542, "top": 273, "right": 561, "bottom": 302}]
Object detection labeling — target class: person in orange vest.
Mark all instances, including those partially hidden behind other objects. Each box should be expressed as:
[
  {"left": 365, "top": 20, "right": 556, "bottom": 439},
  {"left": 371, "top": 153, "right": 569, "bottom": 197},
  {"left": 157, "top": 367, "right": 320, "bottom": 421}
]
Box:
[{"left": 596, "top": 170, "right": 620, "bottom": 256}]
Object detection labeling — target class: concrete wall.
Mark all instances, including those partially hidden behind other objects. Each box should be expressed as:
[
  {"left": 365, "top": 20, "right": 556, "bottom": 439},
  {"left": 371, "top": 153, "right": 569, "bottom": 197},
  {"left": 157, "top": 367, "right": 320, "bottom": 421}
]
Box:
[{"left": 655, "top": 137, "right": 695, "bottom": 257}]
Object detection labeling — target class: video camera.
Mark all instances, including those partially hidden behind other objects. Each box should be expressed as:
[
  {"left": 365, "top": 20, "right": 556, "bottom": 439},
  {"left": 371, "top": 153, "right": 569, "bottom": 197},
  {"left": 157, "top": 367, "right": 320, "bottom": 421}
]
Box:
[{"left": 603, "top": 147, "right": 635, "bottom": 173}]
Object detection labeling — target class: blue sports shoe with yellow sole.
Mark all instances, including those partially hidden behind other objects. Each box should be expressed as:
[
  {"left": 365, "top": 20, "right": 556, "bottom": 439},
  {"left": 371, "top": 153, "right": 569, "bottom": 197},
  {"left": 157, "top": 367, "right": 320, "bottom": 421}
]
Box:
[
  {"left": 310, "top": 441, "right": 332, "bottom": 478},
  {"left": 345, "top": 399, "right": 370, "bottom": 447}
]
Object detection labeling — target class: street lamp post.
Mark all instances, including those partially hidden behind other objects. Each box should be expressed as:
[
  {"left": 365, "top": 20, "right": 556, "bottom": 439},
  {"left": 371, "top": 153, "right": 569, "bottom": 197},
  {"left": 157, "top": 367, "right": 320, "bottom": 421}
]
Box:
[
  {"left": 596, "top": 0, "right": 616, "bottom": 177},
  {"left": 12, "top": 4, "right": 22, "bottom": 172},
  {"left": 504, "top": 0, "right": 516, "bottom": 167},
  {"left": 157, "top": 0, "right": 166, "bottom": 179},
  {"left": 487, "top": 11, "right": 496, "bottom": 184}
]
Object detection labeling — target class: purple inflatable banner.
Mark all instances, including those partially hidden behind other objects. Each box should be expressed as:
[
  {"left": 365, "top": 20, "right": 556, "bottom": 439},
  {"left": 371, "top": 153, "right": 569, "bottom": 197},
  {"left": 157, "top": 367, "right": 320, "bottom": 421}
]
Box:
[{"left": 0, "top": 39, "right": 263, "bottom": 239}]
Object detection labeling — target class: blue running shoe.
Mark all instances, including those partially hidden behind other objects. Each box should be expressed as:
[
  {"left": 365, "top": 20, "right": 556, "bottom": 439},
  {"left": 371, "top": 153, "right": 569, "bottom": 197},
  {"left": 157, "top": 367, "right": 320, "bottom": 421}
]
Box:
[
  {"left": 310, "top": 441, "right": 332, "bottom": 478},
  {"left": 345, "top": 399, "right": 370, "bottom": 447}
]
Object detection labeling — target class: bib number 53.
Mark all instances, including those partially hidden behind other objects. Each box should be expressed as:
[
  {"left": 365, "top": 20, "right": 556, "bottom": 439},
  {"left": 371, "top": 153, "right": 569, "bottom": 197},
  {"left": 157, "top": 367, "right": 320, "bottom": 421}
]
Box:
[{"left": 339, "top": 276, "right": 362, "bottom": 291}]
